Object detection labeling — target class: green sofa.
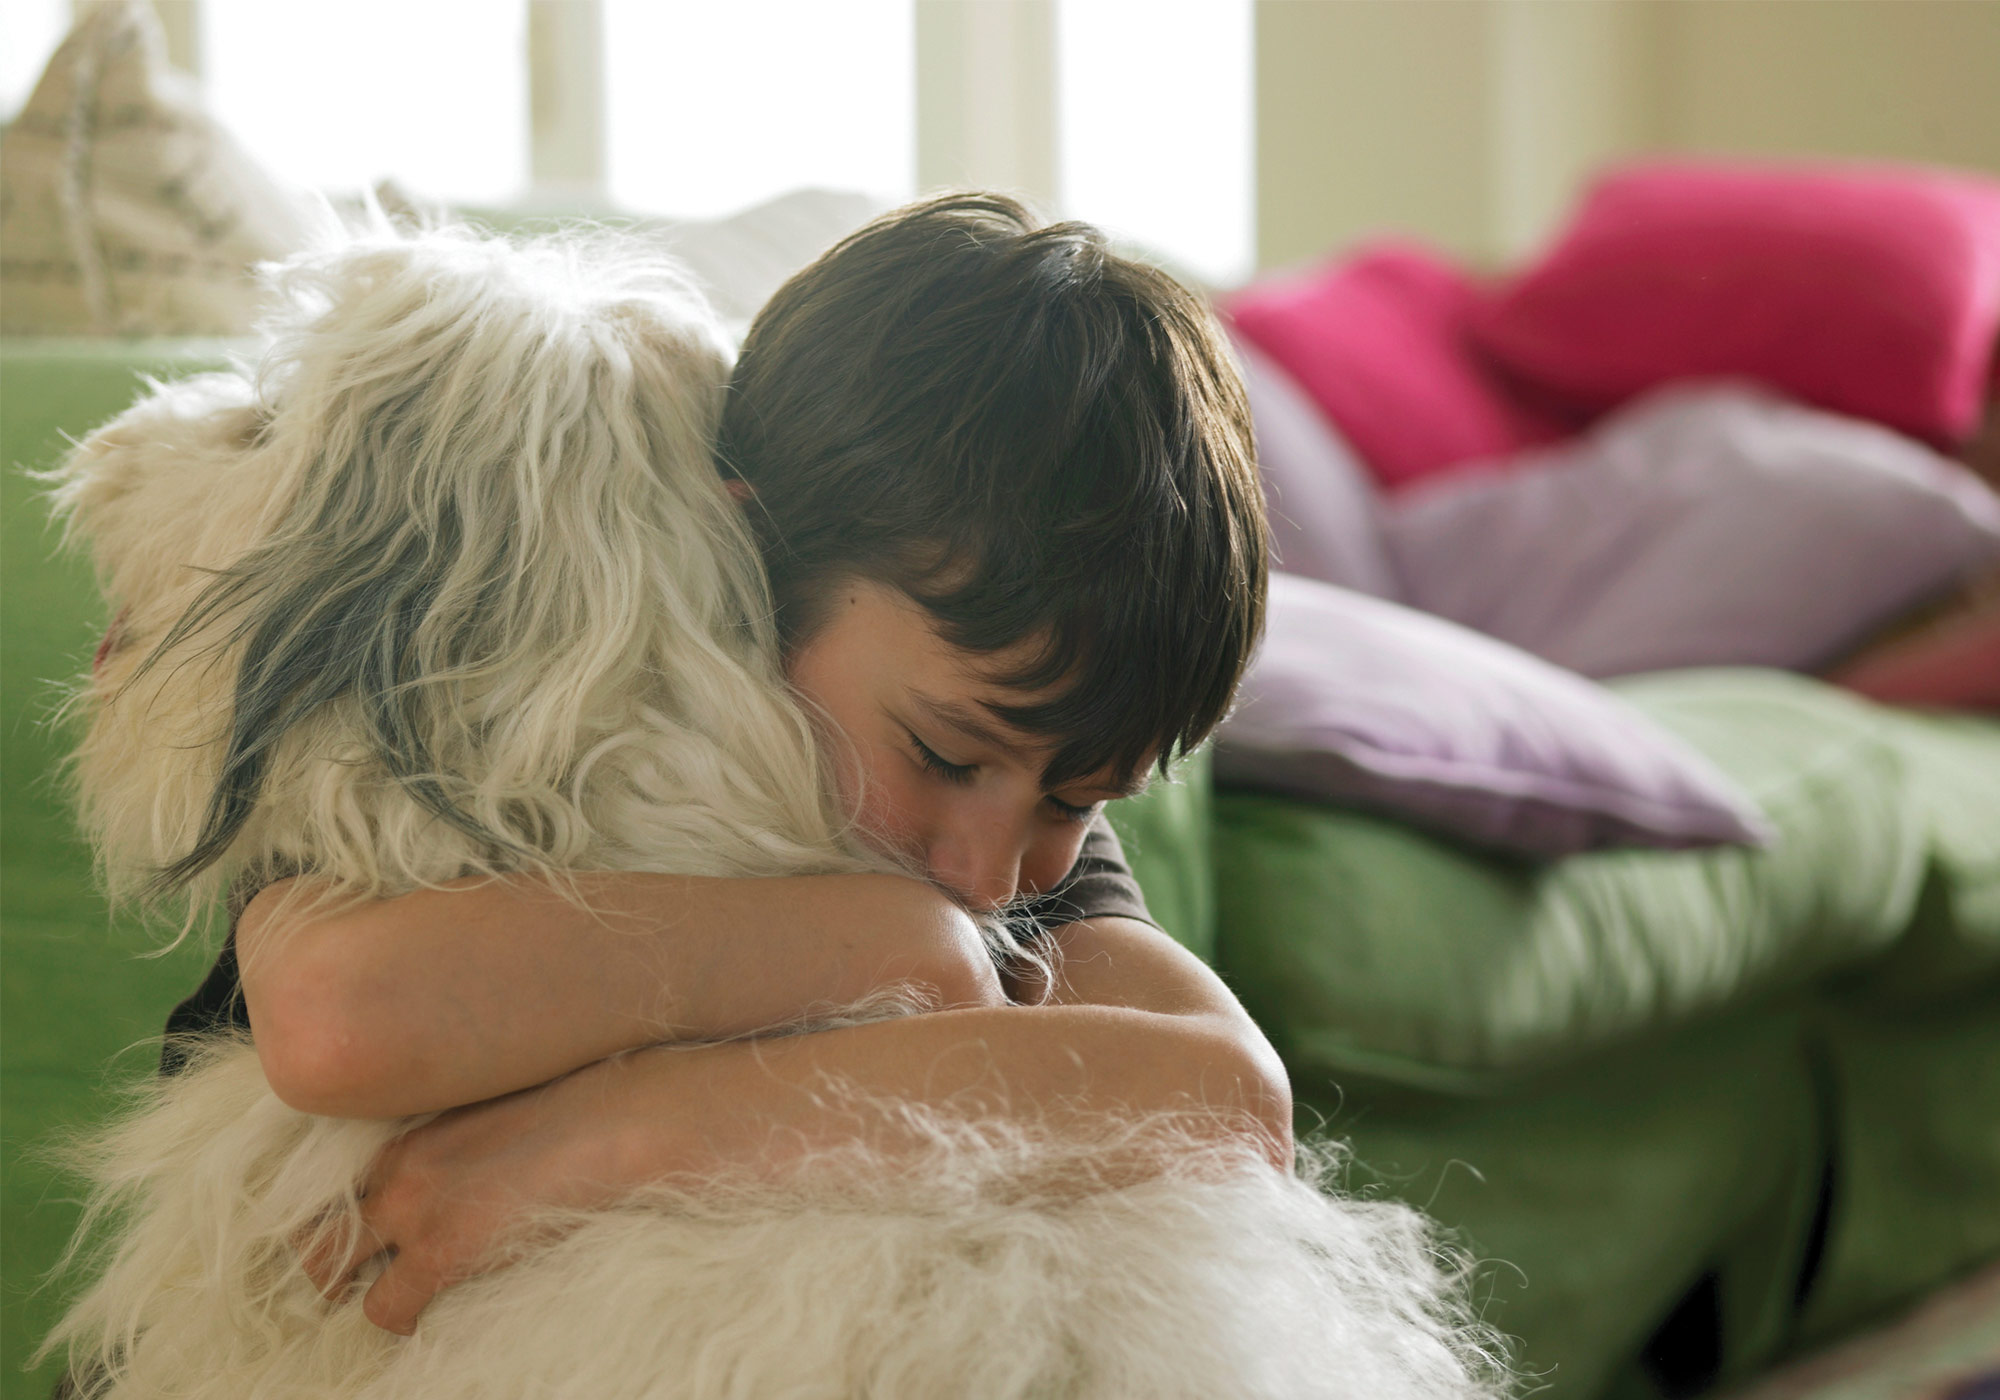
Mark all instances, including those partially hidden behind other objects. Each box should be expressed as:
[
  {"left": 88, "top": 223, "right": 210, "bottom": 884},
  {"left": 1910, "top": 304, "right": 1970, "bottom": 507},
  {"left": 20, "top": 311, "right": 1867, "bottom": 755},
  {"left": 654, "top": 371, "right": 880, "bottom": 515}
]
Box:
[
  {"left": 4, "top": 341, "right": 1998, "bottom": 1400},
  {"left": 1212, "top": 673, "right": 2000, "bottom": 1397}
]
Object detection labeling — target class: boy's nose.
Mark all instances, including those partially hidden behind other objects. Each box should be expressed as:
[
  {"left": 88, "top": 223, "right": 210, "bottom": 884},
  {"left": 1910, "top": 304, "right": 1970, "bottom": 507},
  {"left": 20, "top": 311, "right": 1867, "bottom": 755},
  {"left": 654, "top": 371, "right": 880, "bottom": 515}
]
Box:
[{"left": 927, "top": 830, "right": 1023, "bottom": 914}]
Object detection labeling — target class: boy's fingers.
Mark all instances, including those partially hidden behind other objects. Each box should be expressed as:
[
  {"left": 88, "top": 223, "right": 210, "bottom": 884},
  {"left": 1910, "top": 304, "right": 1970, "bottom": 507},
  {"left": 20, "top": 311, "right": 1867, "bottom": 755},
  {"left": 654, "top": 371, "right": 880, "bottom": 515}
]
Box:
[
  {"left": 362, "top": 1255, "right": 439, "bottom": 1336},
  {"left": 294, "top": 1146, "right": 401, "bottom": 1297},
  {"left": 293, "top": 1218, "right": 391, "bottom": 1299}
]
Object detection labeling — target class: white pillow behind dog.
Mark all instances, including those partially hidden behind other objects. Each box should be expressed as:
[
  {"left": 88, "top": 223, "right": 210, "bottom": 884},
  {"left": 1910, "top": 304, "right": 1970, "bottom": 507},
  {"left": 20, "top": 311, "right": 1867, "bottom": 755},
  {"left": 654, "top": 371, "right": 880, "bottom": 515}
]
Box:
[{"left": 0, "top": 0, "right": 326, "bottom": 336}]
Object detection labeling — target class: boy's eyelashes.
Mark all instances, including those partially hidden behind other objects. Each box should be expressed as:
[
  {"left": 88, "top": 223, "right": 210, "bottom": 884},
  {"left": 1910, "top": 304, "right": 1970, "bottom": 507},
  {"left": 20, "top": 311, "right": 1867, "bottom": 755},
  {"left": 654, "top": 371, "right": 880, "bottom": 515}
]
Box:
[
  {"left": 905, "top": 727, "right": 975, "bottom": 785},
  {"left": 1044, "top": 794, "right": 1101, "bottom": 824},
  {"left": 901, "top": 727, "right": 1101, "bottom": 823}
]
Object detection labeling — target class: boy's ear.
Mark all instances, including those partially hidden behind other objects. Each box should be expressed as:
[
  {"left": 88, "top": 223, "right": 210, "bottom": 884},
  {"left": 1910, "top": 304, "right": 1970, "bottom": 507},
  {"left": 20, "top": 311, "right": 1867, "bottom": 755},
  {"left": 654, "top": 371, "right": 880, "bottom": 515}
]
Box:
[{"left": 723, "top": 478, "right": 755, "bottom": 503}]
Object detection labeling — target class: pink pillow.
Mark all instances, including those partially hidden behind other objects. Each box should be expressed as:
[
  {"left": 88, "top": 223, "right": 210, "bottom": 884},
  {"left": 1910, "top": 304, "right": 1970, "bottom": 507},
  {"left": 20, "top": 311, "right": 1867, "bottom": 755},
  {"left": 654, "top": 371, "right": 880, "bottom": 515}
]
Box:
[
  {"left": 1474, "top": 161, "right": 2000, "bottom": 448},
  {"left": 1222, "top": 243, "right": 1574, "bottom": 492}
]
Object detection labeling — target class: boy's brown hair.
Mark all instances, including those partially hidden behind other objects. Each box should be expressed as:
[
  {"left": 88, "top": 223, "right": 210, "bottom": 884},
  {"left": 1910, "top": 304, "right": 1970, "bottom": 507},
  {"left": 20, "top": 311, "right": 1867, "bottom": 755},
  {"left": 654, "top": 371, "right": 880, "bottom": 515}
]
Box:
[{"left": 718, "top": 192, "right": 1267, "bottom": 787}]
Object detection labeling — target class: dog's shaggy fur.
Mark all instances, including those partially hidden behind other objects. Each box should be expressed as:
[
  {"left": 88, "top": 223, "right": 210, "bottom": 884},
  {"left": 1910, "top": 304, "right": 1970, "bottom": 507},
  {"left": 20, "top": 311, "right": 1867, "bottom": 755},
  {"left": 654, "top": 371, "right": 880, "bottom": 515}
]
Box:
[{"left": 38, "top": 227, "right": 1511, "bottom": 1399}]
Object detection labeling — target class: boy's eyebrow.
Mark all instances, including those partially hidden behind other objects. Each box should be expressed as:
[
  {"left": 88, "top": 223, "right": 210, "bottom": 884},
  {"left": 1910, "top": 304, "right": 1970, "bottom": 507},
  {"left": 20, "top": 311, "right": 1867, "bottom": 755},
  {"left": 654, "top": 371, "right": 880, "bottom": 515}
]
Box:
[
  {"left": 912, "top": 694, "right": 1029, "bottom": 759},
  {"left": 910, "top": 693, "right": 1151, "bottom": 800}
]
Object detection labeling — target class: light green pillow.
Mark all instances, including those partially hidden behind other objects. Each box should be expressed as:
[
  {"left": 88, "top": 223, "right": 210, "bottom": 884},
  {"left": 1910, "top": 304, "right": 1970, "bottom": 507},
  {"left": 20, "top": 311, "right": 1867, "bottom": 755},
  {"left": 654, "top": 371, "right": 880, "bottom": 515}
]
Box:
[
  {"left": 1833, "top": 707, "right": 2000, "bottom": 1003},
  {"left": 1802, "top": 709, "right": 2000, "bottom": 1340},
  {"left": 1105, "top": 746, "right": 1215, "bottom": 963},
  {"left": 1213, "top": 670, "right": 1929, "bottom": 1088}
]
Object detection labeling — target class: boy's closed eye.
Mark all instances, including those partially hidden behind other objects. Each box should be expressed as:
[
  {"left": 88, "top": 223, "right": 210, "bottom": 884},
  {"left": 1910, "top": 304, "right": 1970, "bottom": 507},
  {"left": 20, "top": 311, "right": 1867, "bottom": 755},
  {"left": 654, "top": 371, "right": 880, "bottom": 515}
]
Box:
[
  {"left": 1044, "top": 794, "right": 1101, "bottom": 823},
  {"left": 902, "top": 727, "right": 1101, "bottom": 823},
  {"left": 904, "top": 727, "right": 975, "bottom": 785}
]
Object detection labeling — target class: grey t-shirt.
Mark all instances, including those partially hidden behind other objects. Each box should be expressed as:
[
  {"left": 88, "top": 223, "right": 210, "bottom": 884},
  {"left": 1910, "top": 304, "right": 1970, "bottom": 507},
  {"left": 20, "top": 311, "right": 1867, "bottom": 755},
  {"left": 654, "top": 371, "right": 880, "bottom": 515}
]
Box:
[{"left": 1004, "top": 813, "right": 1154, "bottom": 936}]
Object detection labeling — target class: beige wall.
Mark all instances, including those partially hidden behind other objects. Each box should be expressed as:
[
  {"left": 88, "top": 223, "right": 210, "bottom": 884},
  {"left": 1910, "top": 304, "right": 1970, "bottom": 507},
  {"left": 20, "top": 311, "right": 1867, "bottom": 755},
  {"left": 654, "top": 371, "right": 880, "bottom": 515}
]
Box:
[
  {"left": 1257, "top": 2, "right": 1499, "bottom": 272},
  {"left": 1255, "top": 0, "right": 2000, "bottom": 275},
  {"left": 1658, "top": 1, "right": 2000, "bottom": 171}
]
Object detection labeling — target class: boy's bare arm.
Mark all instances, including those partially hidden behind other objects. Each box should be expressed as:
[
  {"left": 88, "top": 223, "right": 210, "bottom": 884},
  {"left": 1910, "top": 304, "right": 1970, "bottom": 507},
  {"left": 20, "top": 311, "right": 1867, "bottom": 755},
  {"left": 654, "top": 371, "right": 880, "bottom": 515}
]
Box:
[
  {"left": 314, "top": 913, "right": 1293, "bottom": 1335},
  {"left": 628, "top": 914, "right": 1295, "bottom": 1165},
  {"left": 238, "top": 873, "right": 1002, "bottom": 1118}
]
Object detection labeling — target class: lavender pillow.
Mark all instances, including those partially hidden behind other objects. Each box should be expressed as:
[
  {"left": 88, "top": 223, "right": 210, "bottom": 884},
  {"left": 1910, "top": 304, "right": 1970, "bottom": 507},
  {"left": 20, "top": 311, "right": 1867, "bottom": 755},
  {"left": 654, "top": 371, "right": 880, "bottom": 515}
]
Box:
[
  {"left": 1215, "top": 573, "right": 1773, "bottom": 857},
  {"left": 1233, "top": 337, "right": 1400, "bottom": 599},
  {"left": 1385, "top": 385, "right": 2000, "bottom": 677}
]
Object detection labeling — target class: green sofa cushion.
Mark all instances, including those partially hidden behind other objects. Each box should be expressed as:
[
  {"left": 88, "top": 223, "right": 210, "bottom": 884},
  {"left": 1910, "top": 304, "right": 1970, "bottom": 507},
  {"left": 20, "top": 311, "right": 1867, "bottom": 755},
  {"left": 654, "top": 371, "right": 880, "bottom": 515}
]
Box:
[
  {"left": 1836, "top": 708, "right": 2000, "bottom": 1003},
  {"left": 1802, "top": 992, "right": 2000, "bottom": 1346},
  {"left": 1105, "top": 746, "right": 1215, "bottom": 963},
  {"left": 1213, "top": 669, "right": 1930, "bottom": 1089},
  {"left": 1803, "top": 709, "right": 2000, "bottom": 1343},
  {"left": 1214, "top": 668, "right": 2000, "bottom": 1393},
  {"left": 1307, "top": 1008, "right": 1827, "bottom": 1400}
]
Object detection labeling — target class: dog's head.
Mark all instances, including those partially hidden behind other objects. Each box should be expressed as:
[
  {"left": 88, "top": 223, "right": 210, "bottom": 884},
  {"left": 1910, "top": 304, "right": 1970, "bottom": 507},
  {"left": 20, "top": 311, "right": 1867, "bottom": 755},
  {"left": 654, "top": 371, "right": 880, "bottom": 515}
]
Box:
[{"left": 54, "top": 228, "right": 860, "bottom": 912}]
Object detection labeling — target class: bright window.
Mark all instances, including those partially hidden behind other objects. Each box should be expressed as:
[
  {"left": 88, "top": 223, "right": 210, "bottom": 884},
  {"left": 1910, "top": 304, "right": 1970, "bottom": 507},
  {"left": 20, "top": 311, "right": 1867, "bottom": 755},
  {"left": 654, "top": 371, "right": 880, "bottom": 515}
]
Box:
[
  {"left": 1057, "top": 0, "right": 1254, "bottom": 285},
  {"left": 1, "top": 0, "right": 71, "bottom": 120},
  {"left": 602, "top": 0, "right": 914, "bottom": 220},
  {"left": 200, "top": 0, "right": 528, "bottom": 204}
]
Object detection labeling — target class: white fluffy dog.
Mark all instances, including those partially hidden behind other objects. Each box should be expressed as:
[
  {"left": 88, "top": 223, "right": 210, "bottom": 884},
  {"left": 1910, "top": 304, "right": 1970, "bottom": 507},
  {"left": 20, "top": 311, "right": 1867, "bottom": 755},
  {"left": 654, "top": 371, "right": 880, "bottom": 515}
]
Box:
[{"left": 38, "top": 227, "right": 1509, "bottom": 1399}]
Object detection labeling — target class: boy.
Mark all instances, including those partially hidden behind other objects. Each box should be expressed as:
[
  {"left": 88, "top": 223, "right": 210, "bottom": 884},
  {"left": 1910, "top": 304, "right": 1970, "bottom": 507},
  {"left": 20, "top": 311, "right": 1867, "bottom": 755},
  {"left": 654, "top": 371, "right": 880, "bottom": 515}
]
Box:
[{"left": 172, "top": 194, "right": 1285, "bottom": 1334}]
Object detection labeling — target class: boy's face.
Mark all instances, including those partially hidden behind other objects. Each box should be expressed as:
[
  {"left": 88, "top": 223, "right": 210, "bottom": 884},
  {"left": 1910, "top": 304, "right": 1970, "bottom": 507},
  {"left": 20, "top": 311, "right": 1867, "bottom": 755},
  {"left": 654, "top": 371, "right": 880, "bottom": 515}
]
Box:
[{"left": 785, "top": 579, "right": 1149, "bottom": 912}]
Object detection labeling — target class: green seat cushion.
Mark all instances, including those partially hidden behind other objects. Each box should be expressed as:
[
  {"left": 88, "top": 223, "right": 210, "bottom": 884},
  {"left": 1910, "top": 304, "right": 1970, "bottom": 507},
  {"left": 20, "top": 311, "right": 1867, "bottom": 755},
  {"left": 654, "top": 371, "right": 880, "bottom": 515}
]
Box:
[
  {"left": 1213, "top": 669, "right": 1929, "bottom": 1088},
  {"left": 1801, "top": 991, "right": 2000, "bottom": 1346},
  {"left": 1831, "top": 708, "right": 2000, "bottom": 1004},
  {"left": 1309, "top": 1008, "right": 1826, "bottom": 1400},
  {"left": 1787, "top": 706, "right": 2000, "bottom": 1343},
  {"left": 1799, "top": 710, "right": 2000, "bottom": 1339},
  {"left": 1105, "top": 746, "right": 1215, "bottom": 963},
  {"left": 1895, "top": 710, "right": 2000, "bottom": 941}
]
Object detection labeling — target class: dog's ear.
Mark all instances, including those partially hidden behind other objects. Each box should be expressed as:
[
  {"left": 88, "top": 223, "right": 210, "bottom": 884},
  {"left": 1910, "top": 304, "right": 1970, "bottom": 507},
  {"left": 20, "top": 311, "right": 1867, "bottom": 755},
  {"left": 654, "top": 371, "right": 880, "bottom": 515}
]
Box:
[{"left": 147, "top": 230, "right": 782, "bottom": 896}]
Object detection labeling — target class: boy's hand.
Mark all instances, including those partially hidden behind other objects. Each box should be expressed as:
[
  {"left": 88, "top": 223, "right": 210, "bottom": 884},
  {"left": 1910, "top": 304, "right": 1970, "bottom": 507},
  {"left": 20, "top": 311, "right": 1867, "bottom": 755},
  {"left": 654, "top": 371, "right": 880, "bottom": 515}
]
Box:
[
  {"left": 298, "top": 1052, "right": 673, "bottom": 1336},
  {"left": 301, "top": 915, "right": 1287, "bottom": 1336}
]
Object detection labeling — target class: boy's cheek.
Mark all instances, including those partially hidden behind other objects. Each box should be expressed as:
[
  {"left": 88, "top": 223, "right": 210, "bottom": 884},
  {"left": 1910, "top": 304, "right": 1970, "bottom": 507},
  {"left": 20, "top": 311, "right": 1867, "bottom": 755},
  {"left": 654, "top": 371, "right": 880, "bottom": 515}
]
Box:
[
  {"left": 1019, "top": 828, "right": 1091, "bottom": 900},
  {"left": 845, "top": 756, "right": 929, "bottom": 870}
]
